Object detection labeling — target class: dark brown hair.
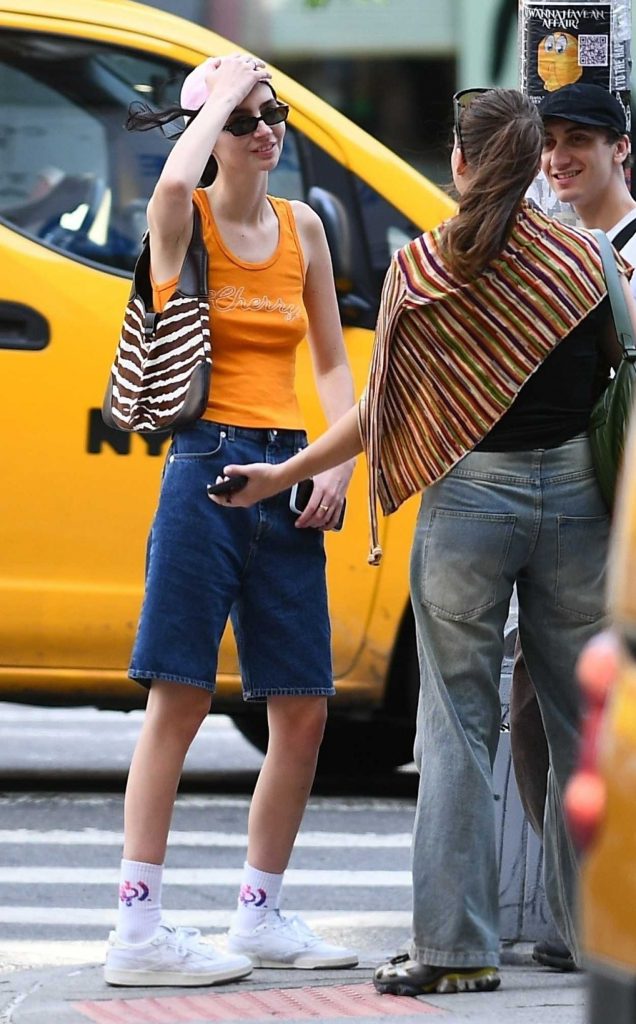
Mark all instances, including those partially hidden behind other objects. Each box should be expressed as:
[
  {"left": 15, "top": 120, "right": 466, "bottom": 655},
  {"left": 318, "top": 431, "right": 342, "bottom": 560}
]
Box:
[
  {"left": 602, "top": 126, "right": 632, "bottom": 168},
  {"left": 440, "top": 89, "right": 543, "bottom": 280},
  {"left": 126, "top": 102, "right": 218, "bottom": 184}
]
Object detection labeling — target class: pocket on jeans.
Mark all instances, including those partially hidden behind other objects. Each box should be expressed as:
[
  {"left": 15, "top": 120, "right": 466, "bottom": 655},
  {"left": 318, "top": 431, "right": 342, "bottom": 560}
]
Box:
[
  {"left": 555, "top": 515, "right": 609, "bottom": 621},
  {"left": 417, "top": 508, "right": 516, "bottom": 621},
  {"left": 170, "top": 429, "right": 226, "bottom": 461}
]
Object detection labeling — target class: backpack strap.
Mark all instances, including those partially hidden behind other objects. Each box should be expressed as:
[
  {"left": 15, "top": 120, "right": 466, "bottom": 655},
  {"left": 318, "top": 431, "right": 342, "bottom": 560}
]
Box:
[{"left": 591, "top": 228, "right": 636, "bottom": 359}]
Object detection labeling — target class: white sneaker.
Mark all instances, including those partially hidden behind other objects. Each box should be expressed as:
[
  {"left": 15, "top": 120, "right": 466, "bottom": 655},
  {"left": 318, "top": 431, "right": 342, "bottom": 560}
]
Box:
[
  {"left": 104, "top": 924, "right": 253, "bottom": 987},
  {"left": 227, "top": 911, "right": 359, "bottom": 969}
]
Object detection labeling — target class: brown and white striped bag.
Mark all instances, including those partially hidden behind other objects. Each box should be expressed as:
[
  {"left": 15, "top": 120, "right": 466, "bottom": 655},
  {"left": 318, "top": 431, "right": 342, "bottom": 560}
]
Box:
[{"left": 102, "top": 204, "right": 211, "bottom": 433}]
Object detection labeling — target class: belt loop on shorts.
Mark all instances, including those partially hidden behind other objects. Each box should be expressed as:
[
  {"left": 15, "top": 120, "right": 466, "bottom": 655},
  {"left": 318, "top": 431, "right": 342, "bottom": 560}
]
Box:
[
  {"left": 268, "top": 429, "right": 278, "bottom": 443},
  {"left": 227, "top": 426, "right": 236, "bottom": 441}
]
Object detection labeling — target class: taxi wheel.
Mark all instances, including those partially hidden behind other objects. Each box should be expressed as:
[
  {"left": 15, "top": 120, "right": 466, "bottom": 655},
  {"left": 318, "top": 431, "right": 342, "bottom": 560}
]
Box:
[
  {"left": 232, "top": 712, "right": 416, "bottom": 775},
  {"left": 231, "top": 608, "right": 420, "bottom": 775}
]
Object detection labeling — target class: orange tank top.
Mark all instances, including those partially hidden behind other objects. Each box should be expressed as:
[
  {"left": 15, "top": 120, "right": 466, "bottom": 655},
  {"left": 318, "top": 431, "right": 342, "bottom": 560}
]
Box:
[{"left": 151, "top": 189, "right": 308, "bottom": 429}]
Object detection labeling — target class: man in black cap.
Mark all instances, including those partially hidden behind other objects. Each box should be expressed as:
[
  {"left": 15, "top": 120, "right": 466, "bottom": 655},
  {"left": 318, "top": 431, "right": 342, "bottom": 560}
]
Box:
[
  {"left": 510, "top": 81, "right": 636, "bottom": 974},
  {"left": 540, "top": 82, "right": 636, "bottom": 273}
]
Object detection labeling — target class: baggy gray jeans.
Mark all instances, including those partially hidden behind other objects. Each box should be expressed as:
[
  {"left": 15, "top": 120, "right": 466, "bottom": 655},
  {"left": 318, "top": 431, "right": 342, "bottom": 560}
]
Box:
[{"left": 409, "top": 433, "right": 609, "bottom": 967}]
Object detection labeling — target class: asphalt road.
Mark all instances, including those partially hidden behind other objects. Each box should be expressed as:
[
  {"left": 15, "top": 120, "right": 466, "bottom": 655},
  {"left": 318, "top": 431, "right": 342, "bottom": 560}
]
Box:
[
  {"left": 0, "top": 703, "right": 265, "bottom": 781},
  {"left": 0, "top": 704, "right": 586, "bottom": 1023},
  {"left": 0, "top": 702, "right": 419, "bottom": 795}
]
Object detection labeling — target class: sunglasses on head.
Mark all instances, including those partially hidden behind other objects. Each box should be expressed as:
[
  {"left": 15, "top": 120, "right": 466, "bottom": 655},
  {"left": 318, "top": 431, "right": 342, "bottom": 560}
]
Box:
[
  {"left": 223, "top": 102, "right": 290, "bottom": 137},
  {"left": 453, "top": 88, "right": 490, "bottom": 153}
]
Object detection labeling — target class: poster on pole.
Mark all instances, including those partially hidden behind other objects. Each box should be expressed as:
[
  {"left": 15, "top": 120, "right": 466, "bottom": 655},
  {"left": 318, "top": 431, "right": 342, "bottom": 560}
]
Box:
[
  {"left": 611, "top": 0, "right": 632, "bottom": 92},
  {"left": 520, "top": 2, "right": 612, "bottom": 100}
]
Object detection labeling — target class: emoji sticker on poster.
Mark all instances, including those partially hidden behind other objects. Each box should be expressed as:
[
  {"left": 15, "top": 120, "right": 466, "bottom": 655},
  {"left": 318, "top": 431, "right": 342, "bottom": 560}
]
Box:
[{"left": 538, "top": 32, "right": 583, "bottom": 91}]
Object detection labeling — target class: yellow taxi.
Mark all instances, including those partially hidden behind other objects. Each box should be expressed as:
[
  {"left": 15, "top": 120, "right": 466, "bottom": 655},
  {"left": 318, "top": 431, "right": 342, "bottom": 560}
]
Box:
[{"left": 0, "top": 0, "right": 453, "bottom": 771}]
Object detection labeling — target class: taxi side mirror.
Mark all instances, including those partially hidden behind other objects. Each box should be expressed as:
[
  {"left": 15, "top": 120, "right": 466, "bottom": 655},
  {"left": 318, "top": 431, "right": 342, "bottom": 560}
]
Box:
[
  {"left": 307, "top": 186, "right": 372, "bottom": 326},
  {"left": 307, "top": 185, "right": 352, "bottom": 286}
]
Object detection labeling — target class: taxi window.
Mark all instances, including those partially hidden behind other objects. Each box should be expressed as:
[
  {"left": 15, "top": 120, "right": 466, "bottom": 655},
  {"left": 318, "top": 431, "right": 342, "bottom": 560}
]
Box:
[
  {"left": 355, "top": 179, "right": 421, "bottom": 292},
  {"left": 0, "top": 33, "right": 304, "bottom": 274}
]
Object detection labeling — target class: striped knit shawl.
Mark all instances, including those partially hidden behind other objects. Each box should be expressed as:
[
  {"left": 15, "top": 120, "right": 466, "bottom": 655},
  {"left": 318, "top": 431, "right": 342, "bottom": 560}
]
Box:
[{"left": 360, "top": 201, "right": 610, "bottom": 565}]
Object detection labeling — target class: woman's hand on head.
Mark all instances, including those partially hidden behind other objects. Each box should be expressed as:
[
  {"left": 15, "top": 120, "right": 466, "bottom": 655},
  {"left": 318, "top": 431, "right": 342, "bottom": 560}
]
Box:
[
  {"left": 204, "top": 53, "right": 271, "bottom": 107},
  {"left": 207, "top": 462, "right": 283, "bottom": 508},
  {"left": 200, "top": 57, "right": 222, "bottom": 88},
  {"left": 295, "top": 462, "right": 354, "bottom": 532}
]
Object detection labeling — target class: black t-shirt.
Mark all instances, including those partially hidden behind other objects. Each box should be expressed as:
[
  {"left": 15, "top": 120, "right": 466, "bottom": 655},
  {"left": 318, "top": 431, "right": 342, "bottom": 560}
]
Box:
[{"left": 475, "top": 296, "right": 610, "bottom": 451}]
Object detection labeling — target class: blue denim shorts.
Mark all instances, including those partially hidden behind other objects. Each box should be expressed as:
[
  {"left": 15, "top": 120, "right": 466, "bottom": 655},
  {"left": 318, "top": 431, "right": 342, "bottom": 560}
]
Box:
[{"left": 129, "top": 421, "right": 334, "bottom": 700}]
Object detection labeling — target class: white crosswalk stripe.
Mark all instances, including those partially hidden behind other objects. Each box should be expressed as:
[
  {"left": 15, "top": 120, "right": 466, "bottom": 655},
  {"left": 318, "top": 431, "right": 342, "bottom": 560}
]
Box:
[
  {"left": 0, "top": 867, "right": 411, "bottom": 886},
  {"left": 0, "top": 829, "right": 411, "bottom": 848},
  {"left": 0, "top": 795, "right": 415, "bottom": 970}
]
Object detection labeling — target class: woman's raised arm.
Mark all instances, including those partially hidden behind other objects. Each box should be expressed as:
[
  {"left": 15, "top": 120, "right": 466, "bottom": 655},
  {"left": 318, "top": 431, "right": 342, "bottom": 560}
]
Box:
[{"left": 147, "top": 56, "right": 270, "bottom": 279}]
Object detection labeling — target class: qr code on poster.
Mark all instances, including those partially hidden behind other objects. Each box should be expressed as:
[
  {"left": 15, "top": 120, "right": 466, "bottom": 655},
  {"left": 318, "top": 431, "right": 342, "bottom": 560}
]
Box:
[{"left": 578, "top": 34, "right": 609, "bottom": 67}]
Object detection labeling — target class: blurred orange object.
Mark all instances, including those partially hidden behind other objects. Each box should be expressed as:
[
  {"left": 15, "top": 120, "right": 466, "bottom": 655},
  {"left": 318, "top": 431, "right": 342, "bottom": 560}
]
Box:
[
  {"left": 577, "top": 422, "right": 636, "bottom": 1022},
  {"left": 564, "top": 769, "right": 606, "bottom": 849}
]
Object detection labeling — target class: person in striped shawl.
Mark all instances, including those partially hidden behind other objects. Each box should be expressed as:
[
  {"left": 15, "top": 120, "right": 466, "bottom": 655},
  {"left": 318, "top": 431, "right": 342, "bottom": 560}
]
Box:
[{"left": 215, "top": 87, "right": 636, "bottom": 996}]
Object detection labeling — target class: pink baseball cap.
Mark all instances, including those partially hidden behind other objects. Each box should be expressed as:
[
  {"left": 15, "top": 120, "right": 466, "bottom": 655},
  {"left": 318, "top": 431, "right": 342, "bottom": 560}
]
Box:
[
  {"left": 180, "top": 57, "right": 274, "bottom": 113},
  {"left": 180, "top": 58, "right": 218, "bottom": 111}
]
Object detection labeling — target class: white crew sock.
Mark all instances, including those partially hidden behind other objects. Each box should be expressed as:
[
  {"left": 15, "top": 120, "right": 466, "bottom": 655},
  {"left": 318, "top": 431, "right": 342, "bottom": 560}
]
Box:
[
  {"left": 116, "top": 858, "right": 163, "bottom": 944},
  {"left": 234, "top": 861, "right": 284, "bottom": 930}
]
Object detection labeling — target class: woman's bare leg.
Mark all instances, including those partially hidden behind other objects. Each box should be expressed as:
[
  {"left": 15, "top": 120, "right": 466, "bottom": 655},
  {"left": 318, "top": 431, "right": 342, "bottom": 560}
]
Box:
[
  {"left": 247, "top": 695, "right": 327, "bottom": 872},
  {"left": 124, "top": 680, "right": 212, "bottom": 864},
  {"left": 228, "top": 695, "right": 357, "bottom": 966}
]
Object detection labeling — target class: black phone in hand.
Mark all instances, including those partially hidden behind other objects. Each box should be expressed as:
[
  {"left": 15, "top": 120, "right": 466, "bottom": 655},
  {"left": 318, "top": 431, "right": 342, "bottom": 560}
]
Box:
[{"left": 207, "top": 475, "right": 249, "bottom": 497}]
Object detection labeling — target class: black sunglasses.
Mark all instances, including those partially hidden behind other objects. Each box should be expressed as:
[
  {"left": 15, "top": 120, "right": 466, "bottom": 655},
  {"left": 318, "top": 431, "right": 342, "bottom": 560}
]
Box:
[
  {"left": 453, "top": 88, "right": 490, "bottom": 153},
  {"left": 223, "top": 103, "right": 290, "bottom": 137}
]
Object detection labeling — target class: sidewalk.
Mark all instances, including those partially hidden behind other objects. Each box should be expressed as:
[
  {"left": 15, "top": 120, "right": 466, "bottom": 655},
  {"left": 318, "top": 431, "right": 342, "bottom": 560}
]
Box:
[{"left": 0, "top": 947, "right": 586, "bottom": 1024}]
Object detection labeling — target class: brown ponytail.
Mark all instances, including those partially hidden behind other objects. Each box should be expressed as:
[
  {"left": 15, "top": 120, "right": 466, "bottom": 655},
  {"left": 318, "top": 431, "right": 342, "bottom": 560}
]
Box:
[{"left": 440, "top": 89, "right": 543, "bottom": 280}]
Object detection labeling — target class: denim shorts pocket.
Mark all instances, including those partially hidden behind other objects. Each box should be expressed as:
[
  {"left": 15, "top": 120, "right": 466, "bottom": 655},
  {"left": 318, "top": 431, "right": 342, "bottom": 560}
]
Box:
[
  {"left": 417, "top": 508, "right": 516, "bottom": 621},
  {"left": 169, "top": 428, "right": 227, "bottom": 461},
  {"left": 555, "top": 514, "right": 609, "bottom": 621}
]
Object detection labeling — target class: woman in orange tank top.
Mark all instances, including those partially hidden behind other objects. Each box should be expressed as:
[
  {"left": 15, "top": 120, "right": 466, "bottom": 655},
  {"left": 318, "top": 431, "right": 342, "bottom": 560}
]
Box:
[{"left": 104, "top": 55, "right": 357, "bottom": 988}]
